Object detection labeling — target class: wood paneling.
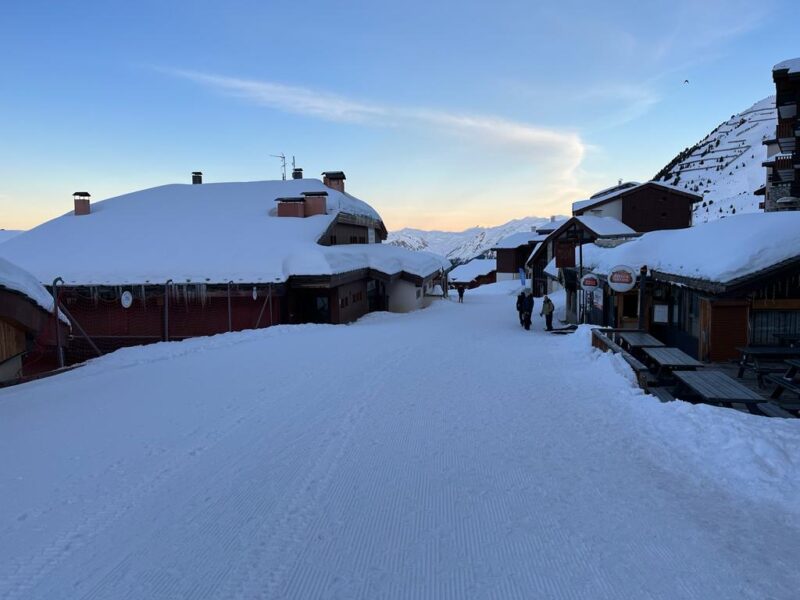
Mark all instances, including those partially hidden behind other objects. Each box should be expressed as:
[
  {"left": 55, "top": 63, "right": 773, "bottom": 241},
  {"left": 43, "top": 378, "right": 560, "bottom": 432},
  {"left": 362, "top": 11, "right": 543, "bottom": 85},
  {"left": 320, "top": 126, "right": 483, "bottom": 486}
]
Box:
[
  {"left": 709, "top": 302, "right": 749, "bottom": 362},
  {"left": 0, "top": 319, "right": 25, "bottom": 364}
]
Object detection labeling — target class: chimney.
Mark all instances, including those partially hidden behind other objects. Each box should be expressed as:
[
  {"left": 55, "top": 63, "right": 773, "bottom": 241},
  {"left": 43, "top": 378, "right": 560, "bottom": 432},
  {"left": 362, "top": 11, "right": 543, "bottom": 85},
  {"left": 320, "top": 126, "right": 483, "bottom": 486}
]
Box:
[
  {"left": 275, "top": 196, "right": 306, "bottom": 218},
  {"left": 550, "top": 215, "right": 555, "bottom": 223},
  {"left": 73, "top": 192, "right": 91, "bottom": 216},
  {"left": 322, "top": 171, "right": 346, "bottom": 193},
  {"left": 302, "top": 191, "right": 328, "bottom": 216},
  {"left": 192, "top": 171, "right": 203, "bottom": 185},
  {"left": 292, "top": 167, "right": 303, "bottom": 180}
]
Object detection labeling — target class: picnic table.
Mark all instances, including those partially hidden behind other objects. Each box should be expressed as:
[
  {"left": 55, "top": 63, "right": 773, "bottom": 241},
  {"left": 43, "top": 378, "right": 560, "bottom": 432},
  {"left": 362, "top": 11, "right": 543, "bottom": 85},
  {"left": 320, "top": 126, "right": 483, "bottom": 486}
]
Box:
[
  {"left": 674, "top": 370, "right": 765, "bottom": 406},
  {"left": 736, "top": 346, "right": 800, "bottom": 387},
  {"left": 642, "top": 346, "right": 703, "bottom": 379},
  {"left": 773, "top": 333, "right": 800, "bottom": 347},
  {"left": 768, "top": 359, "right": 800, "bottom": 405},
  {"left": 617, "top": 332, "right": 665, "bottom": 351}
]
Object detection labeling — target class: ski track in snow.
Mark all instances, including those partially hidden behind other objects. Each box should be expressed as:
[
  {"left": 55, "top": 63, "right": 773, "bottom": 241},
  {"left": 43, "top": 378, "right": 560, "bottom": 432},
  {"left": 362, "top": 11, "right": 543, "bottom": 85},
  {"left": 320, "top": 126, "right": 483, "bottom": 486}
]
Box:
[{"left": 1, "top": 287, "right": 799, "bottom": 599}]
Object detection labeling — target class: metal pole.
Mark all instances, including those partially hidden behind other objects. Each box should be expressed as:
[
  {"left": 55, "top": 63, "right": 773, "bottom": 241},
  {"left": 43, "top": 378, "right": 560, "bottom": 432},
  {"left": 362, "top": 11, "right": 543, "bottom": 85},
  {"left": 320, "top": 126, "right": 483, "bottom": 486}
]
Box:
[
  {"left": 52, "top": 277, "right": 64, "bottom": 368},
  {"left": 637, "top": 266, "right": 648, "bottom": 330},
  {"left": 227, "top": 281, "right": 233, "bottom": 332},
  {"left": 578, "top": 229, "right": 585, "bottom": 324},
  {"left": 164, "top": 279, "right": 173, "bottom": 341}
]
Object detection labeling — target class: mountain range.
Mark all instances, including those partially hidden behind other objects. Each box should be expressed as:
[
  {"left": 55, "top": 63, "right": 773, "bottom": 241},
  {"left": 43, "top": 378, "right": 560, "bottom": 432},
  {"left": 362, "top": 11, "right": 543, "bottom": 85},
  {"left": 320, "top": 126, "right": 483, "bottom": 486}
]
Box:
[{"left": 388, "top": 95, "right": 775, "bottom": 263}]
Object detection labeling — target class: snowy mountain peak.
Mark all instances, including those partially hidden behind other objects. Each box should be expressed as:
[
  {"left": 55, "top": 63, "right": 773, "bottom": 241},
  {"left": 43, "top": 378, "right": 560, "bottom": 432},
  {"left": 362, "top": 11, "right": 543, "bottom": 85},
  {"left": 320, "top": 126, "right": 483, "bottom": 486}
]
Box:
[
  {"left": 387, "top": 216, "right": 564, "bottom": 264},
  {"left": 654, "top": 96, "right": 775, "bottom": 224}
]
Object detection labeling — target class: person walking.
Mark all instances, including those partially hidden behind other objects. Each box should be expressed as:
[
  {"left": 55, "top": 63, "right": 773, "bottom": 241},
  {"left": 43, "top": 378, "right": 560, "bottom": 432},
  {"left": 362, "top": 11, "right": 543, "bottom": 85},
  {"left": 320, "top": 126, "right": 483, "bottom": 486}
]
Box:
[
  {"left": 541, "top": 295, "right": 555, "bottom": 331},
  {"left": 515, "top": 290, "right": 525, "bottom": 326},
  {"left": 522, "top": 289, "right": 534, "bottom": 331},
  {"left": 457, "top": 285, "right": 465, "bottom": 303}
]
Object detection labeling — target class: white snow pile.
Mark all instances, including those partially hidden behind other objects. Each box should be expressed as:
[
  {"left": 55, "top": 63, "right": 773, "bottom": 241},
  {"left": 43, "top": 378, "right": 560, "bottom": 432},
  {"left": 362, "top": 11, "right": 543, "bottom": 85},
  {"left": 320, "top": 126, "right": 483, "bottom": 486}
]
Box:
[
  {"left": 654, "top": 96, "right": 775, "bottom": 224},
  {"left": 448, "top": 258, "right": 496, "bottom": 283},
  {"left": 774, "top": 58, "right": 800, "bottom": 74},
  {"left": 0, "top": 179, "right": 447, "bottom": 285},
  {"left": 0, "top": 256, "right": 62, "bottom": 318},
  {"left": 0, "top": 230, "right": 21, "bottom": 244},
  {"left": 492, "top": 231, "right": 544, "bottom": 249},
  {"left": 387, "top": 216, "right": 565, "bottom": 264},
  {"left": 563, "top": 212, "right": 800, "bottom": 284}
]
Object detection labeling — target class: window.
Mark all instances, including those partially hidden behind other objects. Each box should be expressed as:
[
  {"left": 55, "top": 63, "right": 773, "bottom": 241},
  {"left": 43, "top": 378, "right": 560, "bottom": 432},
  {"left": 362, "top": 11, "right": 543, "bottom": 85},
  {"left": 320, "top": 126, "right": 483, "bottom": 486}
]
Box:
[
  {"left": 340, "top": 296, "right": 349, "bottom": 308},
  {"left": 622, "top": 294, "right": 638, "bottom": 319}
]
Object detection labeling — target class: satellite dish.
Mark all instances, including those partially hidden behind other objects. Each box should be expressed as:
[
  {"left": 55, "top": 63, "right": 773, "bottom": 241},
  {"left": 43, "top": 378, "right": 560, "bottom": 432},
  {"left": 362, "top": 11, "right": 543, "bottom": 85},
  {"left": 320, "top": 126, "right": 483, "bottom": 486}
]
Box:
[{"left": 121, "top": 290, "right": 133, "bottom": 309}]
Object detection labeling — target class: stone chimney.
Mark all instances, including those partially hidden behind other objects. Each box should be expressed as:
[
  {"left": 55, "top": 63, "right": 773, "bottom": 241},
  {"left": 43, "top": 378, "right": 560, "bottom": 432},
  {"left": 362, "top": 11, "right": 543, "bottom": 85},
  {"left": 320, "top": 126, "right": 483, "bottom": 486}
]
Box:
[
  {"left": 322, "top": 171, "right": 346, "bottom": 193},
  {"left": 302, "top": 191, "right": 328, "bottom": 216},
  {"left": 292, "top": 167, "right": 303, "bottom": 180},
  {"left": 192, "top": 171, "right": 203, "bottom": 185},
  {"left": 73, "top": 192, "right": 91, "bottom": 216}
]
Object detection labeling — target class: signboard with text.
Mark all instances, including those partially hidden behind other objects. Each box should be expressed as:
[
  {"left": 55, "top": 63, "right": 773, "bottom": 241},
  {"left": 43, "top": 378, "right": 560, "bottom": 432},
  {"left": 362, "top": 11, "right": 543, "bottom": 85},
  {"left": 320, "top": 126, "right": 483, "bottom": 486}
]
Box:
[{"left": 608, "top": 265, "right": 638, "bottom": 293}]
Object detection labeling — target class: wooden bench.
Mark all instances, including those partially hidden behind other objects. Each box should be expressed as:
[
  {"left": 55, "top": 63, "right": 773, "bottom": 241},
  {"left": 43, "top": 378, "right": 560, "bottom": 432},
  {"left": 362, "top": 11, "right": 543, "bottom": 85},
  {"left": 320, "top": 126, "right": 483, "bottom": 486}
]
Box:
[
  {"left": 767, "top": 373, "right": 800, "bottom": 399},
  {"left": 755, "top": 402, "right": 795, "bottom": 419}
]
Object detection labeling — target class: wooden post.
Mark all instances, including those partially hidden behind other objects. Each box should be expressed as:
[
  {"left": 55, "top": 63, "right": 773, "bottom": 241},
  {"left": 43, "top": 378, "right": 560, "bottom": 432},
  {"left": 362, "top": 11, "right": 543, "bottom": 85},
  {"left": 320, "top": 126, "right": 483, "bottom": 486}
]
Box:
[{"left": 637, "top": 266, "right": 648, "bottom": 330}]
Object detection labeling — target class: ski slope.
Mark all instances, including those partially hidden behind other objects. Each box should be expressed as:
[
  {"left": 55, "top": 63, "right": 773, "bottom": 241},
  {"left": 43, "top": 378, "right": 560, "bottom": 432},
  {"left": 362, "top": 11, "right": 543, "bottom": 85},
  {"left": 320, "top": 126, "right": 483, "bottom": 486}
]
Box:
[{"left": 1, "top": 284, "right": 799, "bottom": 599}]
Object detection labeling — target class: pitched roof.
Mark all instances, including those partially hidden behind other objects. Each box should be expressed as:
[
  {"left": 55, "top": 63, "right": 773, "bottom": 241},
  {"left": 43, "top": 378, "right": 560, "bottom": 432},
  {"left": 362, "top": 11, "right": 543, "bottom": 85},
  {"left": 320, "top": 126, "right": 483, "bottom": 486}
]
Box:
[
  {"left": 491, "top": 231, "right": 545, "bottom": 250},
  {"left": 572, "top": 181, "right": 701, "bottom": 214},
  {"left": 774, "top": 58, "right": 800, "bottom": 75},
  {"left": 525, "top": 216, "right": 637, "bottom": 267},
  {"left": 0, "top": 179, "right": 448, "bottom": 286},
  {"left": 0, "top": 256, "right": 68, "bottom": 322},
  {"left": 448, "top": 259, "right": 496, "bottom": 283}
]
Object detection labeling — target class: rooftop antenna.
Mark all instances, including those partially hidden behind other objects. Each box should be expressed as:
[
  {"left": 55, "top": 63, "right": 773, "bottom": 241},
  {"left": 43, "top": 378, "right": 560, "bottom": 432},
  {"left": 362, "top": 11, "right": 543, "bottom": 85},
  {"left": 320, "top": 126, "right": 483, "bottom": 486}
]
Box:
[
  {"left": 270, "top": 153, "right": 287, "bottom": 180},
  {"left": 292, "top": 155, "right": 296, "bottom": 170}
]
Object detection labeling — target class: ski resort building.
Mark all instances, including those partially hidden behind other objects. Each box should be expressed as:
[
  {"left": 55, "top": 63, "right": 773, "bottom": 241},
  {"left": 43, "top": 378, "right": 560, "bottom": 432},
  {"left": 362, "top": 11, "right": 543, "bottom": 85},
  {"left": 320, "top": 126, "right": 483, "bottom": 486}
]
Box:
[
  {"left": 526, "top": 216, "right": 636, "bottom": 303},
  {"left": 550, "top": 213, "right": 800, "bottom": 361},
  {"left": 492, "top": 231, "right": 544, "bottom": 282},
  {"left": 0, "top": 172, "right": 449, "bottom": 366},
  {"left": 571, "top": 181, "right": 700, "bottom": 232},
  {"left": 448, "top": 259, "right": 496, "bottom": 289},
  {"left": 0, "top": 257, "right": 69, "bottom": 383},
  {"left": 763, "top": 59, "right": 800, "bottom": 212}
]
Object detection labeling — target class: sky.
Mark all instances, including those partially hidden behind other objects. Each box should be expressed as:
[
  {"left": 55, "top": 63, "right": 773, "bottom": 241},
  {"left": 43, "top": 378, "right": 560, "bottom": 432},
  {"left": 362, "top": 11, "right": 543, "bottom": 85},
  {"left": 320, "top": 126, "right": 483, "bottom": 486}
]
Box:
[{"left": 1, "top": 0, "right": 798, "bottom": 232}]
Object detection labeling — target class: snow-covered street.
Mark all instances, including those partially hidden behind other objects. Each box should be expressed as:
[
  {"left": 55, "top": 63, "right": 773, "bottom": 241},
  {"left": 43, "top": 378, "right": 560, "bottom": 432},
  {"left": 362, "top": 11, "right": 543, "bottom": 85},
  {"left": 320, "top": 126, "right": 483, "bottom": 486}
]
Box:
[{"left": 2, "top": 283, "right": 799, "bottom": 599}]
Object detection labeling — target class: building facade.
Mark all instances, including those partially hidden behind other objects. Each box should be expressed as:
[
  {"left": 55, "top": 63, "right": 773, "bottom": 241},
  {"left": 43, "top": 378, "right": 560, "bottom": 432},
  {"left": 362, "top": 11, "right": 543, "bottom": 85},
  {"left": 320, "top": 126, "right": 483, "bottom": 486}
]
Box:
[{"left": 763, "top": 59, "right": 800, "bottom": 212}]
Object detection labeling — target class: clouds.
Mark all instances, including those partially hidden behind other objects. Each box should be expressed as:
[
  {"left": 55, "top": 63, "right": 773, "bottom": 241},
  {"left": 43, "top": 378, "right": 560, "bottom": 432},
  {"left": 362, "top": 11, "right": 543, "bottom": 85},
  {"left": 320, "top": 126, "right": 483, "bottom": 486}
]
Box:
[{"left": 166, "top": 69, "right": 586, "bottom": 181}]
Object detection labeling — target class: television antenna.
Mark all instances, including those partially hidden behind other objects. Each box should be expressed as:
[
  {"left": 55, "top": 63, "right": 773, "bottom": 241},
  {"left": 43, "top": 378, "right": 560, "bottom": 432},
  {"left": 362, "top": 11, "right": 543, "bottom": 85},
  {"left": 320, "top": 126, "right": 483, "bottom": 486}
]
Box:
[{"left": 270, "top": 153, "right": 287, "bottom": 180}]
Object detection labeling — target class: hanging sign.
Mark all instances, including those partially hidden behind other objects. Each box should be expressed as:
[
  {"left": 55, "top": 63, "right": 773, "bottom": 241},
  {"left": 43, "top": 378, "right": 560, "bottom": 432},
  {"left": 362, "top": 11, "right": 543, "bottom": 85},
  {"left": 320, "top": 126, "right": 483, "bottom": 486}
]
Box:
[
  {"left": 120, "top": 290, "right": 133, "bottom": 309},
  {"left": 607, "top": 265, "right": 637, "bottom": 293},
  {"left": 580, "top": 273, "right": 601, "bottom": 292}
]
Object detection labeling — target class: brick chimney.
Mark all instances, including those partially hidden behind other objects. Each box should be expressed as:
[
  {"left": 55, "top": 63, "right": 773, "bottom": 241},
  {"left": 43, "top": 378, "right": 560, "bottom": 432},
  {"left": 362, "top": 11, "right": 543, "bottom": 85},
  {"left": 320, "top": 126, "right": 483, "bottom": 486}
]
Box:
[
  {"left": 322, "top": 171, "right": 346, "bottom": 193},
  {"left": 292, "top": 167, "right": 303, "bottom": 180},
  {"left": 275, "top": 197, "right": 306, "bottom": 218},
  {"left": 192, "top": 171, "right": 203, "bottom": 185},
  {"left": 73, "top": 192, "right": 91, "bottom": 216},
  {"left": 302, "top": 191, "right": 328, "bottom": 216}
]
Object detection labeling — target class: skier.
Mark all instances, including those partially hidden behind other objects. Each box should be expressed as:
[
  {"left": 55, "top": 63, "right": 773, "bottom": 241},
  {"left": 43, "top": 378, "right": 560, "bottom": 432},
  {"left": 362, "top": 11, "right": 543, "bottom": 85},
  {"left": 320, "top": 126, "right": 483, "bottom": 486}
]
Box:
[
  {"left": 457, "top": 285, "right": 465, "bottom": 303},
  {"left": 521, "top": 289, "right": 534, "bottom": 331},
  {"left": 541, "top": 295, "right": 555, "bottom": 331},
  {"left": 515, "top": 290, "right": 525, "bottom": 326}
]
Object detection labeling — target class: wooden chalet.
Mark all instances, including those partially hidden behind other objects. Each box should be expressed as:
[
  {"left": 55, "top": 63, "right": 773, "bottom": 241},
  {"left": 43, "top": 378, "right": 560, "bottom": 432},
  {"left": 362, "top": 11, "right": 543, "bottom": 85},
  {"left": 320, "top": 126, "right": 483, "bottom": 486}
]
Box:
[
  {"left": 448, "top": 259, "right": 496, "bottom": 290},
  {"left": 554, "top": 213, "right": 800, "bottom": 362},
  {"left": 0, "top": 171, "right": 449, "bottom": 367},
  {"left": 571, "top": 181, "right": 700, "bottom": 232},
  {"left": 526, "top": 215, "right": 636, "bottom": 307},
  {"left": 491, "top": 231, "right": 547, "bottom": 282}
]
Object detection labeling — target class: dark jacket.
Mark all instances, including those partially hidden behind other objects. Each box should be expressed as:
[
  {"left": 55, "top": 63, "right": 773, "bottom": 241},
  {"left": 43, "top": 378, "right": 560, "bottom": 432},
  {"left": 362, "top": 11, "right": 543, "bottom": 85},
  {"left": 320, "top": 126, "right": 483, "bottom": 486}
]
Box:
[
  {"left": 516, "top": 293, "right": 525, "bottom": 311},
  {"left": 522, "top": 295, "right": 534, "bottom": 313}
]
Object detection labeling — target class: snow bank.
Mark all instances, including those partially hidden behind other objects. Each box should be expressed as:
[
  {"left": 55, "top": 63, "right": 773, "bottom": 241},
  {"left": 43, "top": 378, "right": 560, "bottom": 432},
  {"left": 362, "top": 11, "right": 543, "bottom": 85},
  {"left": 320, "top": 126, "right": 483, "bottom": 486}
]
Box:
[
  {"left": 569, "top": 212, "right": 800, "bottom": 284},
  {"left": 568, "top": 326, "right": 800, "bottom": 516},
  {"left": 0, "top": 179, "right": 446, "bottom": 285}
]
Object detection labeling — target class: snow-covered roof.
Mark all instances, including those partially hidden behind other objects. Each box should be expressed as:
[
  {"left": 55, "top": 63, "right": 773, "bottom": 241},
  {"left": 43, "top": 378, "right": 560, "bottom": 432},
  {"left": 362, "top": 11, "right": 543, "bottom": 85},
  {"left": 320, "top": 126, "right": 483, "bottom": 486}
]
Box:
[
  {"left": 575, "top": 215, "right": 636, "bottom": 237},
  {"left": 492, "top": 231, "right": 541, "bottom": 250},
  {"left": 774, "top": 58, "right": 800, "bottom": 75},
  {"left": 535, "top": 219, "right": 568, "bottom": 234},
  {"left": 0, "top": 256, "right": 67, "bottom": 322},
  {"left": 571, "top": 213, "right": 800, "bottom": 286},
  {"left": 572, "top": 181, "right": 698, "bottom": 214},
  {"left": 448, "top": 259, "right": 496, "bottom": 283},
  {"left": 0, "top": 230, "right": 22, "bottom": 244},
  {"left": 0, "top": 179, "right": 446, "bottom": 285}
]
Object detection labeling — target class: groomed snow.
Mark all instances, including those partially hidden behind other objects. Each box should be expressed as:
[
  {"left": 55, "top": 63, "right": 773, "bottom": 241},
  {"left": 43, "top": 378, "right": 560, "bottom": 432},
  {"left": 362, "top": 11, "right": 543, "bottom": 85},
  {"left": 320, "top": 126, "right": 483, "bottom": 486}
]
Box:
[
  {"left": 0, "top": 256, "right": 65, "bottom": 321},
  {"left": 447, "top": 258, "right": 496, "bottom": 283},
  {"left": 569, "top": 212, "right": 800, "bottom": 284},
  {"left": 1, "top": 283, "right": 798, "bottom": 598},
  {"left": 0, "top": 180, "right": 446, "bottom": 286}
]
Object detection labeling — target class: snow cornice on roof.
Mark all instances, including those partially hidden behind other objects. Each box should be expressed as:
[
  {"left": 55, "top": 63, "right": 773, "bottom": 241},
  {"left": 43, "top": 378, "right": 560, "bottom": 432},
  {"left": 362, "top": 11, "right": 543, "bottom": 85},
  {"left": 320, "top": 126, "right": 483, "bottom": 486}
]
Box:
[{"left": 773, "top": 58, "right": 800, "bottom": 76}]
